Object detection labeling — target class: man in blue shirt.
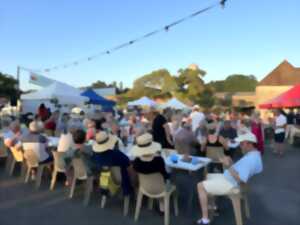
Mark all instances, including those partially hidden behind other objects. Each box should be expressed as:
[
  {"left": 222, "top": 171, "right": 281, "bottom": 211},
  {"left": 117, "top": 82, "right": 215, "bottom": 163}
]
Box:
[{"left": 196, "top": 132, "right": 263, "bottom": 225}]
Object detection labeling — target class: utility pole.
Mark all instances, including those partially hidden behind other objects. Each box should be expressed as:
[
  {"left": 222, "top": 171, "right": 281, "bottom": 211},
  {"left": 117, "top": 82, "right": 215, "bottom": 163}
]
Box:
[{"left": 16, "top": 65, "right": 20, "bottom": 92}]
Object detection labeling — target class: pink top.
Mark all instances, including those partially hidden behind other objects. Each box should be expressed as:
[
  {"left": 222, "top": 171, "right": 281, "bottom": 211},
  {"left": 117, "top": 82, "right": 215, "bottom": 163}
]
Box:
[
  {"left": 251, "top": 121, "right": 264, "bottom": 155},
  {"left": 86, "top": 128, "right": 96, "bottom": 140}
]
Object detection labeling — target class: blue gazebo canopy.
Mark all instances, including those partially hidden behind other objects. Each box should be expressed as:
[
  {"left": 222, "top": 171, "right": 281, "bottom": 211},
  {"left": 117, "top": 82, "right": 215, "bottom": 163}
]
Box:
[{"left": 81, "top": 89, "right": 116, "bottom": 107}]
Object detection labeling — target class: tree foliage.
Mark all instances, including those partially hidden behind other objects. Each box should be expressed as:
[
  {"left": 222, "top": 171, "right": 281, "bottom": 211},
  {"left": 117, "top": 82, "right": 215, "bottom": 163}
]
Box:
[
  {"left": 0, "top": 72, "right": 18, "bottom": 101},
  {"left": 127, "top": 69, "right": 178, "bottom": 98},
  {"left": 198, "top": 86, "right": 216, "bottom": 109},
  {"left": 176, "top": 67, "right": 206, "bottom": 101},
  {"left": 209, "top": 74, "right": 257, "bottom": 92},
  {"left": 88, "top": 80, "right": 127, "bottom": 94}
]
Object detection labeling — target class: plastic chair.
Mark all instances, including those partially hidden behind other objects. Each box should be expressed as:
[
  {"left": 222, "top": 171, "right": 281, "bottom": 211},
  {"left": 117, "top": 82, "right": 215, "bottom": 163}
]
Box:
[
  {"left": 227, "top": 184, "right": 250, "bottom": 225},
  {"left": 99, "top": 166, "right": 130, "bottom": 216},
  {"left": 69, "top": 157, "right": 90, "bottom": 200},
  {"left": 134, "top": 173, "right": 178, "bottom": 225},
  {"left": 208, "top": 183, "right": 250, "bottom": 225},
  {"left": 50, "top": 151, "right": 67, "bottom": 190},
  {"left": 23, "top": 149, "right": 52, "bottom": 189},
  {"left": 68, "top": 157, "right": 94, "bottom": 207},
  {"left": 8, "top": 146, "right": 24, "bottom": 176}
]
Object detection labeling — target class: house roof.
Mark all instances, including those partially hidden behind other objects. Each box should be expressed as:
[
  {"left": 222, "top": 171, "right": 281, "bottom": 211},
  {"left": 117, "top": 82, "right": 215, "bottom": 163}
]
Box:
[{"left": 258, "top": 60, "right": 300, "bottom": 86}]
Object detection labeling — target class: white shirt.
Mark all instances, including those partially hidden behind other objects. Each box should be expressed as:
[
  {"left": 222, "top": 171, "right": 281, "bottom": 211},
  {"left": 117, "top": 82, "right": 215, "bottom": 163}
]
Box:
[
  {"left": 190, "top": 111, "right": 205, "bottom": 132},
  {"left": 224, "top": 150, "right": 263, "bottom": 187},
  {"left": 57, "top": 133, "right": 75, "bottom": 152},
  {"left": 275, "top": 114, "right": 287, "bottom": 134}
]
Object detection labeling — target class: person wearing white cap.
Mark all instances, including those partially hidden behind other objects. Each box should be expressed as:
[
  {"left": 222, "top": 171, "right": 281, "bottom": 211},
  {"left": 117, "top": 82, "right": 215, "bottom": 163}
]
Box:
[{"left": 196, "top": 132, "right": 263, "bottom": 225}]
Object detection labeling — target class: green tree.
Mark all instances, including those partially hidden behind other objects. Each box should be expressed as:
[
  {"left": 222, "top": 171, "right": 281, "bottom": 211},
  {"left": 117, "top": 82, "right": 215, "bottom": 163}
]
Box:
[
  {"left": 198, "top": 86, "right": 216, "bottom": 109},
  {"left": 0, "top": 72, "right": 18, "bottom": 102},
  {"left": 177, "top": 67, "right": 206, "bottom": 102},
  {"left": 128, "top": 69, "right": 178, "bottom": 98},
  {"left": 90, "top": 80, "right": 108, "bottom": 89},
  {"left": 209, "top": 74, "right": 257, "bottom": 92}
]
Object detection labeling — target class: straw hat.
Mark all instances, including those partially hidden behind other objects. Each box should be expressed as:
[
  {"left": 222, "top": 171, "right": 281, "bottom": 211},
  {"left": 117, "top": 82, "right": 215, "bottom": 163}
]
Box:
[
  {"left": 29, "top": 121, "right": 39, "bottom": 132},
  {"left": 92, "top": 131, "right": 118, "bottom": 153},
  {"left": 131, "top": 133, "right": 161, "bottom": 157}
]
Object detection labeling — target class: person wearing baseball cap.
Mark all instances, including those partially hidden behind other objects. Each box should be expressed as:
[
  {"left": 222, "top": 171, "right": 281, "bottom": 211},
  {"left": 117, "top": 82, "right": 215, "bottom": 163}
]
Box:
[{"left": 196, "top": 132, "right": 263, "bottom": 225}]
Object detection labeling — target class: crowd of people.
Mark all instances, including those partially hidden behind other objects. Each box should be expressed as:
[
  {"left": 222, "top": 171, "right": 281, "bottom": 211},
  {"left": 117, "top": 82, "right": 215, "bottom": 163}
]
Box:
[{"left": 1, "top": 102, "right": 299, "bottom": 224}]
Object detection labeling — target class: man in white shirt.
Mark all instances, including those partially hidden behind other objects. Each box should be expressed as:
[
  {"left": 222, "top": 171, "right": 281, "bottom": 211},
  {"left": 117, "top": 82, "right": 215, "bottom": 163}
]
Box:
[
  {"left": 273, "top": 110, "right": 287, "bottom": 156},
  {"left": 190, "top": 105, "right": 205, "bottom": 133},
  {"left": 196, "top": 132, "right": 263, "bottom": 225}
]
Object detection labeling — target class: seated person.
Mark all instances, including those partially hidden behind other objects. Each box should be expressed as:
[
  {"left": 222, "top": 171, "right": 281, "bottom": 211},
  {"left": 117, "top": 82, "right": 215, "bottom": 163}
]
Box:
[
  {"left": 201, "top": 122, "right": 224, "bottom": 150},
  {"left": 196, "top": 132, "right": 263, "bottom": 225},
  {"left": 4, "top": 120, "right": 27, "bottom": 149},
  {"left": 63, "top": 129, "right": 94, "bottom": 185},
  {"left": 21, "top": 121, "right": 53, "bottom": 164},
  {"left": 57, "top": 124, "right": 76, "bottom": 153},
  {"left": 132, "top": 133, "right": 170, "bottom": 214},
  {"left": 91, "top": 131, "right": 133, "bottom": 196}
]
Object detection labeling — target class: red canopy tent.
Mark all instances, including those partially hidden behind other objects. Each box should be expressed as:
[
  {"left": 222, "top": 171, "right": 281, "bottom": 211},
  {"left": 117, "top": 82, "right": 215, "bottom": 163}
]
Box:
[{"left": 259, "top": 84, "right": 300, "bottom": 109}]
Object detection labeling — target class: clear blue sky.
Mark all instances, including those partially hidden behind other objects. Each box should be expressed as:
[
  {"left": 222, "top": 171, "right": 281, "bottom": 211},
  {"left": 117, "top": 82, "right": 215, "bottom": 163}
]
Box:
[{"left": 1, "top": 0, "right": 300, "bottom": 90}]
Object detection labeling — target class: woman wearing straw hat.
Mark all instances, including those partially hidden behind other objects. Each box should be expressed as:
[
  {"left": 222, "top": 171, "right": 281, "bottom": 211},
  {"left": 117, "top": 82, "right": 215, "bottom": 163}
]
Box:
[
  {"left": 91, "top": 131, "right": 133, "bottom": 195},
  {"left": 132, "top": 133, "right": 170, "bottom": 214}
]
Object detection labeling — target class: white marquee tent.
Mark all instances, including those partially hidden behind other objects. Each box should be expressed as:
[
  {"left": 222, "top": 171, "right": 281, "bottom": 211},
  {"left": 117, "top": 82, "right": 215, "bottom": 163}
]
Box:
[
  {"left": 21, "top": 82, "right": 88, "bottom": 105},
  {"left": 128, "top": 96, "right": 157, "bottom": 107},
  {"left": 160, "top": 98, "right": 189, "bottom": 109}
]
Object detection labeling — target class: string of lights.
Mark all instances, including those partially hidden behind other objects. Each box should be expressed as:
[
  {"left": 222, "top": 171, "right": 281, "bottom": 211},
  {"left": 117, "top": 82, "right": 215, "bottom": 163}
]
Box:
[{"left": 35, "top": 0, "right": 228, "bottom": 73}]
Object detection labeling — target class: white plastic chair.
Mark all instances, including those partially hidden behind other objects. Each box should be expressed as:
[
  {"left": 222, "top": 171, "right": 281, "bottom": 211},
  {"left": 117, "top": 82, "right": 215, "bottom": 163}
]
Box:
[
  {"left": 134, "top": 173, "right": 178, "bottom": 225},
  {"left": 69, "top": 157, "right": 90, "bottom": 198},
  {"left": 99, "top": 166, "right": 130, "bottom": 216},
  {"left": 8, "top": 146, "right": 24, "bottom": 176},
  {"left": 208, "top": 183, "right": 250, "bottom": 225},
  {"left": 226, "top": 184, "right": 250, "bottom": 225},
  {"left": 50, "top": 151, "right": 67, "bottom": 190},
  {"left": 23, "top": 149, "right": 52, "bottom": 189}
]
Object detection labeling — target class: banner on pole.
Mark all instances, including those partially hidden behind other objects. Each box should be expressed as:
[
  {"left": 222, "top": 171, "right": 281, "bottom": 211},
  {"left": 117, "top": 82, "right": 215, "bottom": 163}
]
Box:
[{"left": 29, "top": 73, "right": 55, "bottom": 87}]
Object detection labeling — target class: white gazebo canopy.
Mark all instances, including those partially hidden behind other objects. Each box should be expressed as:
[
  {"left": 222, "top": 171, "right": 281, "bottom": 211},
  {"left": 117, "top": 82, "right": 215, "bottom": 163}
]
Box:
[
  {"left": 160, "top": 98, "right": 189, "bottom": 109},
  {"left": 128, "top": 96, "right": 157, "bottom": 107},
  {"left": 21, "top": 82, "right": 88, "bottom": 105}
]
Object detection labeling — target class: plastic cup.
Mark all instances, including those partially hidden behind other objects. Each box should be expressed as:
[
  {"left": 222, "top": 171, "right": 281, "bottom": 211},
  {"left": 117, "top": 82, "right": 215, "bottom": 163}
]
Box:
[
  {"left": 170, "top": 154, "right": 178, "bottom": 163},
  {"left": 191, "top": 157, "right": 199, "bottom": 165}
]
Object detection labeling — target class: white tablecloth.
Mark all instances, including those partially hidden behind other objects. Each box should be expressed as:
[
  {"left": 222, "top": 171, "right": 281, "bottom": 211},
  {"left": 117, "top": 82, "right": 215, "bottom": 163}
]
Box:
[{"left": 47, "top": 138, "right": 211, "bottom": 172}]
